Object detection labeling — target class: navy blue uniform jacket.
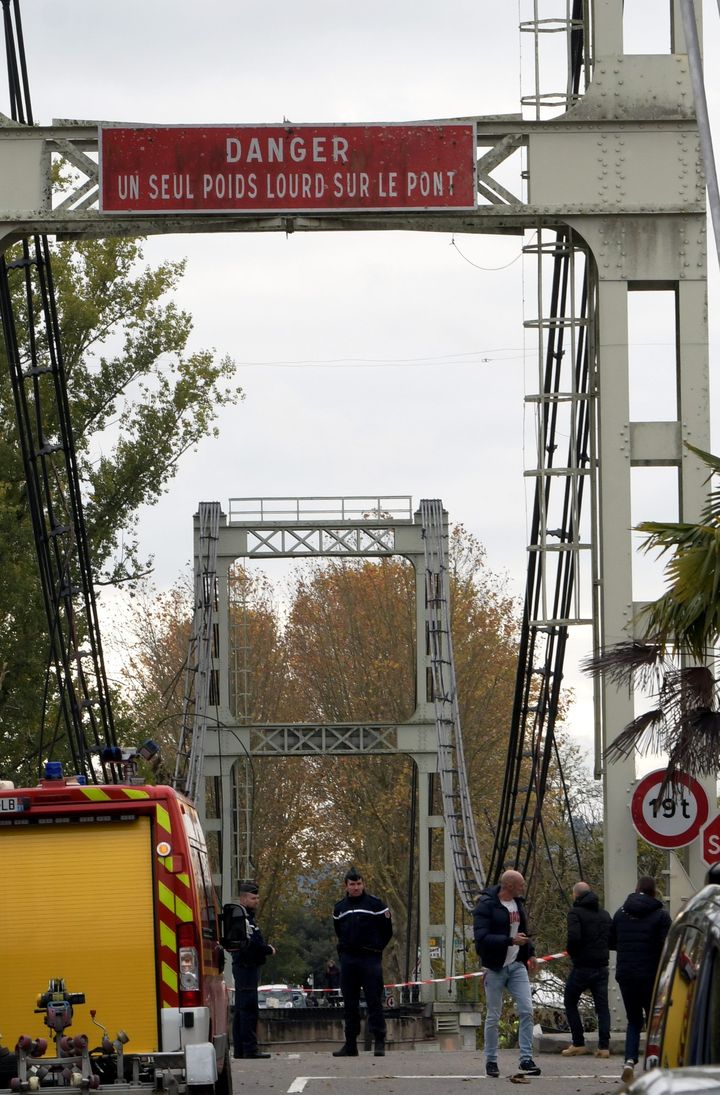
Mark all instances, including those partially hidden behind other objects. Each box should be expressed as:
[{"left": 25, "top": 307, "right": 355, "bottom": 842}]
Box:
[{"left": 333, "top": 892, "right": 393, "bottom": 956}]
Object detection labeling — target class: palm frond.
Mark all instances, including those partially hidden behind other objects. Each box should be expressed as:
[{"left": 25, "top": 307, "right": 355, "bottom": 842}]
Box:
[
  {"left": 635, "top": 520, "right": 706, "bottom": 560},
  {"left": 649, "top": 709, "right": 720, "bottom": 799},
  {"left": 661, "top": 665, "right": 716, "bottom": 712},
  {"left": 636, "top": 588, "right": 720, "bottom": 663},
  {"left": 581, "top": 642, "right": 668, "bottom": 692},
  {"left": 604, "top": 708, "right": 667, "bottom": 763},
  {"left": 685, "top": 444, "right": 720, "bottom": 524},
  {"left": 668, "top": 708, "right": 720, "bottom": 776}
]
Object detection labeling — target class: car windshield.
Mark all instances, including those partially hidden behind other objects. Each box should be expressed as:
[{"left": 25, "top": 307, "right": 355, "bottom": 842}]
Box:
[{"left": 258, "top": 986, "right": 294, "bottom": 1008}]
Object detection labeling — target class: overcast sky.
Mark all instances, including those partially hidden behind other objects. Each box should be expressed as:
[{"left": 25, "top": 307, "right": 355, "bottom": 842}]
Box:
[{"left": 12, "top": 0, "right": 720, "bottom": 764}]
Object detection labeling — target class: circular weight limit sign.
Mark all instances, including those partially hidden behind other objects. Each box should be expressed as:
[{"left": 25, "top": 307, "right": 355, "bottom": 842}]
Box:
[{"left": 631, "top": 769, "right": 709, "bottom": 849}]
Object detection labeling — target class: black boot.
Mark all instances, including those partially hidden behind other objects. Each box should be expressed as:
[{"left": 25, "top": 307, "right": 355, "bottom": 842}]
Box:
[
  {"left": 332, "top": 1043, "right": 359, "bottom": 1057},
  {"left": 374, "top": 1040, "right": 386, "bottom": 1057}
]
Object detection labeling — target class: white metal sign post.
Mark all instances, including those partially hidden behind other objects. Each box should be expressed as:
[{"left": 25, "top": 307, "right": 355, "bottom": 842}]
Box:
[{"left": 630, "top": 769, "right": 709, "bottom": 850}]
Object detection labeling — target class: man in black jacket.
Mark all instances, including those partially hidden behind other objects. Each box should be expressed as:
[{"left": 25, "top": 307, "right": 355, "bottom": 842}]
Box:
[
  {"left": 610, "top": 875, "right": 671, "bottom": 1084},
  {"left": 332, "top": 868, "right": 393, "bottom": 1058},
  {"left": 560, "top": 882, "right": 612, "bottom": 1057},
  {"left": 473, "top": 870, "right": 541, "bottom": 1078},
  {"left": 224, "top": 881, "right": 276, "bottom": 1060}
]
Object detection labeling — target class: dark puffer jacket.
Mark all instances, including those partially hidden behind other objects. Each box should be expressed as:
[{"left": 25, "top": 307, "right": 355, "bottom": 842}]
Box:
[
  {"left": 333, "top": 891, "right": 393, "bottom": 956},
  {"left": 566, "top": 890, "right": 612, "bottom": 968},
  {"left": 473, "top": 884, "right": 535, "bottom": 972},
  {"left": 609, "top": 891, "right": 672, "bottom": 982}
]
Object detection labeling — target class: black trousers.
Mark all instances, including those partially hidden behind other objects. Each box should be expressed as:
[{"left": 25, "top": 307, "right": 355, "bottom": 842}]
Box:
[
  {"left": 339, "top": 953, "right": 386, "bottom": 1042},
  {"left": 232, "top": 961, "right": 260, "bottom": 1055},
  {"left": 564, "top": 966, "right": 611, "bottom": 1049}
]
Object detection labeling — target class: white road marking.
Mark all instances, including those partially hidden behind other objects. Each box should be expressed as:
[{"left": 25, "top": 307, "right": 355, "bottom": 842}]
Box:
[{"left": 287, "top": 1073, "right": 618, "bottom": 1091}]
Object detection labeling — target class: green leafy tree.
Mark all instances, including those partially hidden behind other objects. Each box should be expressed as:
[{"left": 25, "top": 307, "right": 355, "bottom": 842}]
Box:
[
  {"left": 0, "top": 237, "right": 242, "bottom": 780},
  {"left": 261, "top": 893, "right": 338, "bottom": 989}
]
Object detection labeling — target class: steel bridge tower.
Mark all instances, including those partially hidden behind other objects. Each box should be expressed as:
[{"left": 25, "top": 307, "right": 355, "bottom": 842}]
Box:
[
  {"left": 0, "top": 0, "right": 714, "bottom": 1014},
  {"left": 182, "top": 497, "right": 483, "bottom": 1009}
]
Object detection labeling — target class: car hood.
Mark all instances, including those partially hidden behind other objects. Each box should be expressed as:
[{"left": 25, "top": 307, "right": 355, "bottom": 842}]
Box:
[{"left": 627, "top": 1068, "right": 720, "bottom": 1095}]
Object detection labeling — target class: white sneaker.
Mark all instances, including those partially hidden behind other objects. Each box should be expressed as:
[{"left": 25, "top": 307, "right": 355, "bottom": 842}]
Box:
[{"left": 622, "top": 1062, "right": 635, "bottom": 1084}]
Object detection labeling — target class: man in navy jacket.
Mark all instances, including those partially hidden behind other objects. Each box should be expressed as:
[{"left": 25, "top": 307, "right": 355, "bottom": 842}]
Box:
[
  {"left": 332, "top": 868, "right": 393, "bottom": 1058},
  {"left": 474, "top": 870, "right": 540, "bottom": 1078}
]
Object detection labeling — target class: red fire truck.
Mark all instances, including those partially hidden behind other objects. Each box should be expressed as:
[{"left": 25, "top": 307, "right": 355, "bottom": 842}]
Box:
[{"left": 0, "top": 767, "right": 231, "bottom": 1095}]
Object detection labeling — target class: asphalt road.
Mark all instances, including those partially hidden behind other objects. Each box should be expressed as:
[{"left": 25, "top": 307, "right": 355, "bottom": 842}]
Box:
[{"left": 230, "top": 1048, "right": 626, "bottom": 1095}]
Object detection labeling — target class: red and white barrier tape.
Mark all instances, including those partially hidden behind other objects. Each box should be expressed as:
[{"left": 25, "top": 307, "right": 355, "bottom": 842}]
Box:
[{"left": 304, "top": 950, "right": 569, "bottom": 993}]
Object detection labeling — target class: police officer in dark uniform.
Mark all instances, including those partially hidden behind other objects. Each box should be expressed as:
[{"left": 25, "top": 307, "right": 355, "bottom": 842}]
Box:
[
  {"left": 332, "top": 868, "right": 393, "bottom": 1058},
  {"left": 222, "top": 881, "right": 275, "bottom": 1059}
]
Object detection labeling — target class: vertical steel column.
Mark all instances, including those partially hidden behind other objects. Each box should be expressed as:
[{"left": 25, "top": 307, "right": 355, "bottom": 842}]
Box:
[
  {"left": 413, "top": 539, "right": 457, "bottom": 1001},
  {"left": 591, "top": 0, "right": 622, "bottom": 55},
  {"left": 673, "top": 279, "right": 714, "bottom": 900},
  {"left": 415, "top": 757, "right": 433, "bottom": 1001},
  {"left": 594, "top": 279, "right": 639, "bottom": 915}
]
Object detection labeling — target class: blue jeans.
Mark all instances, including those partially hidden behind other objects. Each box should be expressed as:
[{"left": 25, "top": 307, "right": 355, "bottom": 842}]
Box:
[
  {"left": 484, "top": 961, "right": 534, "bottom": 1062},
  {"left": 617, "top": 977, "right": 654, "bottom": 1064},
  {"left": 564, "top": 966, "right": 610, "bottom": 1048}
]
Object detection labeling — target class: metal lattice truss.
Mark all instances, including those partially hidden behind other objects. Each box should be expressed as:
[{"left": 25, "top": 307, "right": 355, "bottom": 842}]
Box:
[
  {"left": 248, "top": 723, "right": 398, "bottom": 755},
  {"left": 174, "top": 501, "right": 221, "bottom": 803},
  {"left": 475, "top": 133, "right": 524, "bottom": 205},
  {"left": 245, "top": 526, "right": 396, "bottom": 555},
  {"left": 421, "top": 499, "right": 485, "bottom": 909}
]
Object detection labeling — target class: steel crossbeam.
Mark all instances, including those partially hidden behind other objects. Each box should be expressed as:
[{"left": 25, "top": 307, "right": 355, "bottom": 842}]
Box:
[
  {"left": 244, "top": 525, "right": 396, "bottom": 555},
  {"left": 208, "top": 723, "right": 400, "bottom": 756},
  {"left": 0, "top": 108, "right": 704, "bottom": 247}
]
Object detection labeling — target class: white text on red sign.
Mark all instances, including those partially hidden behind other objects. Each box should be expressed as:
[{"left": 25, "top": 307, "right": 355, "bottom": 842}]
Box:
[{"left": 99, "top": 124, "right": 477, "bottom": 214}]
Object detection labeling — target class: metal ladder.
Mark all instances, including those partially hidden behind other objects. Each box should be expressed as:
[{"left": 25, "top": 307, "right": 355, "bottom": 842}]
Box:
[
  {"left": 420, "top": 499, "right": 485, "bottom": 910},
  {"left": 488, "top": 0, "right": 592, "bottom": 884}
]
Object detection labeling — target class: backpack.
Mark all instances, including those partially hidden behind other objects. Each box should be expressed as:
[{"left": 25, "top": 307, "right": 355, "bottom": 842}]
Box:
[{"left": 221, "top": 902, "right": 250, "bottom": 950}]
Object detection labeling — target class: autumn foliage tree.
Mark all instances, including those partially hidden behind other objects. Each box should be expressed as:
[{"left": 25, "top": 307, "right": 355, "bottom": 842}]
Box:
[{"left": 121, "top": 527, "right": 531, "bottom": 981}]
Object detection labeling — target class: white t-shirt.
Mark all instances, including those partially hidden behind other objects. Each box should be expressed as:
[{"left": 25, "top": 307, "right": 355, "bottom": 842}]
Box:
[{"left": 501, "top": 898, "right": 521, "bottom": 967}]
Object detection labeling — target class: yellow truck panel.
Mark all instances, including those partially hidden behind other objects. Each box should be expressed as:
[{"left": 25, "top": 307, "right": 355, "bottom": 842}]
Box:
[{"left": 0, "top": 818, "right": 159, "bottom": 1051}]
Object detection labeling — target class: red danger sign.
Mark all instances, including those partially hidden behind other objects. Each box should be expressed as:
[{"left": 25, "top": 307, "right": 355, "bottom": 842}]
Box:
[
  {"left": 100, "top": 124, "right": 477, "bottom": 214},
  {"left": 630, "top": 768, "right": 709, "bottom": 849}
]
